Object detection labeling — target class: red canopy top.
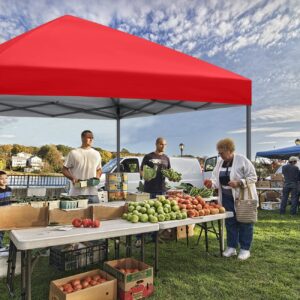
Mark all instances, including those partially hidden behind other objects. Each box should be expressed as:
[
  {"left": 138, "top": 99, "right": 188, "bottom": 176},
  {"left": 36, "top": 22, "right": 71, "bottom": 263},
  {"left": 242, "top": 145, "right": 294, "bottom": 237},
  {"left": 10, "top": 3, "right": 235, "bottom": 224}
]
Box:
[{"left": 0, "top": 15, "right": 251, "bottom": 106}]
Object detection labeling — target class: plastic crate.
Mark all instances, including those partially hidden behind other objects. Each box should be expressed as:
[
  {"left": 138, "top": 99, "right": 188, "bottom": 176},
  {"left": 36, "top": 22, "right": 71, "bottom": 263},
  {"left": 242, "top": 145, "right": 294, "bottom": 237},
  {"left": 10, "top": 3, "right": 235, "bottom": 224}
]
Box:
[
  {"left": 49, "top": 240, "right": 107, "bottom": 271},
  {"left": 261, "top": 201, "right": 281, "bottom": 210}
]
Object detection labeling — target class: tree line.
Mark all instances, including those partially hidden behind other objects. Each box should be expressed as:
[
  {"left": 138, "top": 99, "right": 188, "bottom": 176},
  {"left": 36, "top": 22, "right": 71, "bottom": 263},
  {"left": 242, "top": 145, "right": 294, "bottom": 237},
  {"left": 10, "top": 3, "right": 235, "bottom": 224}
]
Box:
[{"left": 0, "top": 144, "right": 143, "bottom": 174}]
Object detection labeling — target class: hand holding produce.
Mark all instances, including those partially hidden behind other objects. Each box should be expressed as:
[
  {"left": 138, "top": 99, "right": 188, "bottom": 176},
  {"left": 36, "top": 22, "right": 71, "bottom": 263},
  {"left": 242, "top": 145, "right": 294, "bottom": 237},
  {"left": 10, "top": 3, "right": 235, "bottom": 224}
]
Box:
[
  {"left": 161, "top": 168, "right": 182, "bottom": 182},
  {"left": 204, "top": 179, "right": 212, "bottom": 188}
]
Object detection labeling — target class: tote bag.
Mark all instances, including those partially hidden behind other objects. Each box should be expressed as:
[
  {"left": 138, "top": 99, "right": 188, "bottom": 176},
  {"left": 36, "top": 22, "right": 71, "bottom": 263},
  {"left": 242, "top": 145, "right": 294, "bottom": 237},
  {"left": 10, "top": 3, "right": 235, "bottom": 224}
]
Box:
[{"left": 235, "top": 184, "right": 258, "bottom": 223}]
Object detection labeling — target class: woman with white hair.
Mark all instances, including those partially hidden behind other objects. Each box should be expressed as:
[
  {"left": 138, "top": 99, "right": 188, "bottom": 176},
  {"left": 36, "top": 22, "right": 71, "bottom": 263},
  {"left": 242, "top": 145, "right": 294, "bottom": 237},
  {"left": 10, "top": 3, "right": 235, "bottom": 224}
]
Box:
[{"left": 204, "top": 138, "right": 258, "bottom": 260}]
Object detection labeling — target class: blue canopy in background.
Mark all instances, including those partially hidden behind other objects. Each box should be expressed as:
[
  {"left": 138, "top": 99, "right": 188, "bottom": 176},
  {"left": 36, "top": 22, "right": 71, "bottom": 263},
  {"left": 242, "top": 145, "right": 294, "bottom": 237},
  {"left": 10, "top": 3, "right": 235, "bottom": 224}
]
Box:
[{"left": 256, "top": 145, "right": 300, "bottom": 159}]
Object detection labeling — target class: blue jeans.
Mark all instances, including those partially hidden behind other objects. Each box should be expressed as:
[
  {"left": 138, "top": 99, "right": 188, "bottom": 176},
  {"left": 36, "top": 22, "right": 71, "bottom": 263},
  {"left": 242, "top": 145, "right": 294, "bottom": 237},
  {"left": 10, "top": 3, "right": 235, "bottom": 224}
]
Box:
[
  {"left": 222, "top": 192, "right": 254, "bottom": 250},
  {"left": 280, "top": 186, "right": 298, "bottom": 215}
]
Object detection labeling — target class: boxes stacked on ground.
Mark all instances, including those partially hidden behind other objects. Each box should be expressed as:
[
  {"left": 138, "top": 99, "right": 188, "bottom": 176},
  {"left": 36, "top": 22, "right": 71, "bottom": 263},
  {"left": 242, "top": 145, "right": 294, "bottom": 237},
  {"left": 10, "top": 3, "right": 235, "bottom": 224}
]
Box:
[
  {"left": 104, "top": 258, "right": 154, "bottom": 300},
  {"left": 261, "top": 201, "right": 281, "bottom": 210},
  {"left": 49, "top": 269, "right": 117, "bottom": 300},
  {"left": 49, "top": 241, "right": 107, "bottom": 271},
  {"left": 106, "top": 173, "right": 128, "bottom": 201}
]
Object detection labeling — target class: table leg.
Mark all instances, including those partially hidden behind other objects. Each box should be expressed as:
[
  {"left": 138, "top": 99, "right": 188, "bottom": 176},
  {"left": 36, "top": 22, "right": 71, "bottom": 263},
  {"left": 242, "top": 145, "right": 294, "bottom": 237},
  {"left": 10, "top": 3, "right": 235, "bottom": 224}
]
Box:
[
  {"left": 185, "top": 225, "right": 189, "bottom": 247},
  {"left": 114, "top": 238, "right": 120, "bottom": 259},
  {"left": 6, "top": 240, "right": 17, "bottom": 296},
  {"left": 196, "top": 225, "right": 204, "bottom": 246},
  {"left": 126, "top": 236, "right": 132, "bottom": 257},
  {"left": 21, "top": 251, "right": 26, "bottom": 300},
  {"left": 105, "top": 239, "right": 109, "bottom": 261},
  {"left": 140, "top": 233, "right": 145, "bottom": 262},
  {"left": 217, "top": 220, "right": 224, "bottom": 256},
  {"left": 154, "top": 231, "right": 158, "bottom": 276},
  {"left": 204, "top": 222, "right": 209, "bottom": 252},
  {"left": 221, "top": 219, "right": 225, "bottom": 252},
  {"left": 25, "top": 250, "right": 32, "bottom": 300}
]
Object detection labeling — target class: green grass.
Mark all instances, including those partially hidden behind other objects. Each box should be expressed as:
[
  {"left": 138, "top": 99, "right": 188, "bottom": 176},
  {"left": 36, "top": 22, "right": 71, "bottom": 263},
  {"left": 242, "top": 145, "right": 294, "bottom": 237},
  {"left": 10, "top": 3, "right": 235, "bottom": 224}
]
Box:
[{"left": 1, "top": 208, "right": 300, "bottom": 300}]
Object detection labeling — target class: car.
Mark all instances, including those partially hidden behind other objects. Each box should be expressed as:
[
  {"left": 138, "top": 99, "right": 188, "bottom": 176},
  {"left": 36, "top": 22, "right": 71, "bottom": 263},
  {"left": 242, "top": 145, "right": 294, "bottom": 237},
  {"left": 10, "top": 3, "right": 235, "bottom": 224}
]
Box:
[{"left": 99, "top": 156, "right": 204, "bottom": 192}]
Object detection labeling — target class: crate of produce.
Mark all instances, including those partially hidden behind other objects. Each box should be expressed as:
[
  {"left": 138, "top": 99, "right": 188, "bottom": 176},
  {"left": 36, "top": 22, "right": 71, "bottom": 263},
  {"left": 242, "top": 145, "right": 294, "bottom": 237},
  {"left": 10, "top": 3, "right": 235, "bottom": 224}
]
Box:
[
  {"left": 76, "top": 197, "right": 89, "bottom": 208},
  {"left": 104, "top": 258, "right": 154, "bottom": 300},
  {"left": 74, "top": 180, "right": 88, "bottom": 188},
  {"left": 256, "top": 181, "right": 271, "bottom": 188},
  {"left": 49, "top": 269, "right": 117, "bottom": 300},
  {"left": 87, "top": 177, "right": 100, "bottom": 187},
  {"left": 166, "top": 189, "right": 184, "bottom": 198},
  {"left": 47, "top": 199, "right": 61, "bottom": 210},
  {"left": 108, "top": 191, "right": 127, "bottom": 201},
  {"left": 261, "top": 201, "right": 280, "bottom": 210},
  {"left": 270, "top": 181, "right": 283, "bottom": 188},
  {"left": 60, "top": 200, "right": 78, "bottom": 210},
  {"left": 49, "top": 241, "right": 107, "bottom": 271}
]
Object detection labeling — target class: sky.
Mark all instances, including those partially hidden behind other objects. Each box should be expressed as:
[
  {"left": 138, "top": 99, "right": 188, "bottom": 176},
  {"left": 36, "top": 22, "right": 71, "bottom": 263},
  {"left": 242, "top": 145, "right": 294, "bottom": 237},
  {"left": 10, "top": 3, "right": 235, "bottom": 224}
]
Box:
[{"left": 0, "top": 0, "right": 299, "bottom": 159}]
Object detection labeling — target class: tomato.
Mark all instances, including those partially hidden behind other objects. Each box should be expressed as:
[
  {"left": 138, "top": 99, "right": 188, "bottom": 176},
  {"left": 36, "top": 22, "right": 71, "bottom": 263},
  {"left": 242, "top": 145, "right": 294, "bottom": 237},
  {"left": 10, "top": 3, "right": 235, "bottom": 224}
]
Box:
[
  {"left": 92, "top": 275, "right": 101, "bottom": 281},
  {"left": 82, "top": 218, "right": 92, "bottom": 228},
  {"left": 72, "top": 218, "right": 82, "bottom": 228},
  {"left": 90, "top": 280, "right": 98, "bottom": 286},
  {"left": 81, "top": 281, "right": 89, "bottom": 289},
  {"left": 71, "top": 279, "right": 80, "bottom": 287},
  {"left": 63, "top": 283, "right": 72, "bottom": 291},
  {"left": 83, "top": 276, "right": 92, "bottom": 283},
  {"left": 187, "top": 210, "right": 196, "bottom": 218},
  {"left": 74, "top": 284, "right": 82, "bottom": 291},
  {"left": 92, "top": 220, "right": 100, "bottom": 228}
]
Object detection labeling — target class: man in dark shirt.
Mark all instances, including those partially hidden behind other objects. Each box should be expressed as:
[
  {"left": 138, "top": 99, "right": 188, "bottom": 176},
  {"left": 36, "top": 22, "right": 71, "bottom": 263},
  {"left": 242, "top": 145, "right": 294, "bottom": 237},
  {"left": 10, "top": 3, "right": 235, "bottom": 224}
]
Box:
[
  {"left": 280, "top": 156, "right": 299, "bottom": 215},
  {"left": 141, "top": 137, "right": 171, "bottom": 198},
  {"left": 0, "top": 170, "right": 12, "bottom": 251}
]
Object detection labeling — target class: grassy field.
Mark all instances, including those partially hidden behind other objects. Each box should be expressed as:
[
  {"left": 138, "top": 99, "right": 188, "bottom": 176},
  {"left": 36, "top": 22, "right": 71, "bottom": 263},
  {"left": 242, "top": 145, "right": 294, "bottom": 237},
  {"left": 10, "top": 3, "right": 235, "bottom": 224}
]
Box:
[{"left": 0, "top": 208, "right": 299, "bottom": 300}]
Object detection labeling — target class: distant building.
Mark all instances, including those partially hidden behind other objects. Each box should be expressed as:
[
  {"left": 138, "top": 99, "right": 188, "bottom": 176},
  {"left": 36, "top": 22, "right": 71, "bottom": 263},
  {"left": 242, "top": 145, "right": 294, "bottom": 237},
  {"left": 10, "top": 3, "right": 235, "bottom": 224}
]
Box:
[
  {"left": 28, "top": 156, "right": 43, "bottom": 170},
  {"left": 16, "top": 152, "right": 32, "bottom": 159},
  {"left": 11, "top": 156, "right": 27, "bottom": 168}
]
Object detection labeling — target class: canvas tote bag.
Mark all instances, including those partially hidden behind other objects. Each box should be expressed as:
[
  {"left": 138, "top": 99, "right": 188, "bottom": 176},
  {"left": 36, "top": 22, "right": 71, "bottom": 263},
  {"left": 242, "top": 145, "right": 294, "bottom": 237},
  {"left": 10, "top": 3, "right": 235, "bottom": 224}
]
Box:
[{"left": 235, "top": 184, "right": 258, "bottom": 223}]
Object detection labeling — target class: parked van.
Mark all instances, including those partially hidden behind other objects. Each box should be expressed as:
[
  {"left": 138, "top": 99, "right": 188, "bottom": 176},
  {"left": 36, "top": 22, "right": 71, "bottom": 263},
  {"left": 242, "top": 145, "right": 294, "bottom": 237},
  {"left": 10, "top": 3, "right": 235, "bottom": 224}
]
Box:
[{"left": 99, "top": 156, "right": 204, "bottom": 192}]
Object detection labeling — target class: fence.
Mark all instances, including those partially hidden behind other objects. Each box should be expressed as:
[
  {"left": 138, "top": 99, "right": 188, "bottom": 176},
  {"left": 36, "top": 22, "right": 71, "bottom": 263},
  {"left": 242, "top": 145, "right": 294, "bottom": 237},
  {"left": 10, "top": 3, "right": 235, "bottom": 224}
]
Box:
[{"left": 8, "top": 175, "right": 68, "bottom": 188}]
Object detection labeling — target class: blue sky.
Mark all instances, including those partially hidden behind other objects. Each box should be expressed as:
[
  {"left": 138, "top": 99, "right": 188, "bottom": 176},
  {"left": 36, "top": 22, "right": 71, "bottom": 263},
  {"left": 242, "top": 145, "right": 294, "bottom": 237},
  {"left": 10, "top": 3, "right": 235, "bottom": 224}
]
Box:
[{"left": 0, "top": 0, "right": 299, "bottom": 159}]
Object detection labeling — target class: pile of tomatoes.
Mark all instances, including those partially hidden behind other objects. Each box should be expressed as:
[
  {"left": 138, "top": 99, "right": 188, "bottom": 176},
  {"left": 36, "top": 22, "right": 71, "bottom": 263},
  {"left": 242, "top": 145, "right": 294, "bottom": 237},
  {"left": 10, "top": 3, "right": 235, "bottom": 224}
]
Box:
[
  {"left": 59, "top": 274, "right": 107, "bottom": 294},
  {"left": 72, "top": 218, "right": 100, "bottom": 228},
  {"left": 117, "top": 267, "right": 140, "bottom": 274}
]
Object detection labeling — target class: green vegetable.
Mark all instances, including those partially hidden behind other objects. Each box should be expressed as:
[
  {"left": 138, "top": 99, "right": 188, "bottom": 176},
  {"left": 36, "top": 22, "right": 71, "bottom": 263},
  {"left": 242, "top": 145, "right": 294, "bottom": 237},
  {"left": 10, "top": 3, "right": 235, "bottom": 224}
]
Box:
[
  {"left": 161, "top": 168, "right": 182, "bottom": 182},
  {"left": 143, "top": 165, "right": 157, "bottom": 181}
]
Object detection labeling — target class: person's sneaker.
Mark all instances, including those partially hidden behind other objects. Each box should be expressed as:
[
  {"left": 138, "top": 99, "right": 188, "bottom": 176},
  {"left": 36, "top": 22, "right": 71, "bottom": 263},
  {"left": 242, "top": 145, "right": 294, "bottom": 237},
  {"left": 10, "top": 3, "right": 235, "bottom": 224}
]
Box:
[
  {"left": 135, "top": 239, "right": 141, "bottom": 248},
  {"left": 222, "top": 247, "right": 237, "bottom": 257},
  {"left": 238, "top": 249, "right": 250, "bottom": 260}
]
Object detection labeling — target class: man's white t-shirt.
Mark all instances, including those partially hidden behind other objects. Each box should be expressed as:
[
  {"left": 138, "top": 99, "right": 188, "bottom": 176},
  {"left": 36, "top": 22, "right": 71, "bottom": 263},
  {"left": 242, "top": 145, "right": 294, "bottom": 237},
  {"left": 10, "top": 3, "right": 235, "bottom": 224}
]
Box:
[{"left": 64, "top": 147, "right": 102, "bottom": 196}]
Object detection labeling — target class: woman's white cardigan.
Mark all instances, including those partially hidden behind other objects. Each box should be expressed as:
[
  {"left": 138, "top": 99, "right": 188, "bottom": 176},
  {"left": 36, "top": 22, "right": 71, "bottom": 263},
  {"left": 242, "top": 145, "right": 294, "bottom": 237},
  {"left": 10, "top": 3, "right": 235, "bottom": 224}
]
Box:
[{"left": 211, "top": 153, "right": 258, "bottom": 205}]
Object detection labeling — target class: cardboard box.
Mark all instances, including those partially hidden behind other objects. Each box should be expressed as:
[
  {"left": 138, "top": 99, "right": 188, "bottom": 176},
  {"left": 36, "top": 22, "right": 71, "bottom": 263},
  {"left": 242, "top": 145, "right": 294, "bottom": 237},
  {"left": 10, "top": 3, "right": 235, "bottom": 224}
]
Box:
[
  {"left": 177, "top": 225, "right": 195, "bottom": 239},
  {"left": 0, "top": 205, "right": 49, "bottom": 230},
  {"left": 104, "top": 258, "right": 154, "bottom": 300},
  {"left": 49, "top": 269, "right": 117, "bottom": 300},
  {"left": 48, "top": 208, "right": 91, "bottom": 225},
  {"left": 271, "top": 174, "right": 284, "bottom": 181},
  {"left": 108, "top": 191, "right": 127, "bottom": 201},
  {"left": 256, "top": 181, "right": 271, "bottom": 188},
  {"left": 91, "top": 205, "right": 125, "bottom": 221},
  {"left": 98, "top": 191, "right": 108, "bottom": 203},
  {"left": 126, "top": 192, "right": 150, "bottom": 202}
]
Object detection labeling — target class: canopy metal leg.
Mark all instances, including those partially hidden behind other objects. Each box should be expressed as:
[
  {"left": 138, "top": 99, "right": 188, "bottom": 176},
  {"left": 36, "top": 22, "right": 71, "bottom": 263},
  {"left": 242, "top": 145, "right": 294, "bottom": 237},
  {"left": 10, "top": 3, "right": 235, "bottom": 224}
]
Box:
[{"left": 246, "top": 105, "right": 251, "bottom": 160}]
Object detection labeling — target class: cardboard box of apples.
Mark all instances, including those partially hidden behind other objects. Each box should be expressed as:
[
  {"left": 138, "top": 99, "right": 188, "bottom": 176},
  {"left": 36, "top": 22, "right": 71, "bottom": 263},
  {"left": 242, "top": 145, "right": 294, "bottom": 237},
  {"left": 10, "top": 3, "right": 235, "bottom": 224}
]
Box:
[{"left": 49, "top": 269, "right": 117, "bottom": 300}]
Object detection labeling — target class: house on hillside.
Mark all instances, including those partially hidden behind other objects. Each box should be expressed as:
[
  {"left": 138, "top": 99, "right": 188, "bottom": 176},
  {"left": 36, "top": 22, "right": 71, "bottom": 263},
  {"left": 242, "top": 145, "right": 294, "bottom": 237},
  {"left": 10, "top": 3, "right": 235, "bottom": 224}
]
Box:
[
  {"left": 11, "top": 155, "right": 27, "bottom": 168},
  {"left": 16, "top": 152, "right": 32, "bottom": 159},
  {"left": 28, "top": 155, "right": 43, "bottom": 170}
]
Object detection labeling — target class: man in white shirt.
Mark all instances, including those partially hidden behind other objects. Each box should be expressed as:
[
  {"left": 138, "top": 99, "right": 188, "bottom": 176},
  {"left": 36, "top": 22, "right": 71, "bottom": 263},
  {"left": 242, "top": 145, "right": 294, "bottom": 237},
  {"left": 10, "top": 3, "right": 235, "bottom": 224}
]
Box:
[{"left": 62, "top": 130, "right": 102, "bottom": 203}]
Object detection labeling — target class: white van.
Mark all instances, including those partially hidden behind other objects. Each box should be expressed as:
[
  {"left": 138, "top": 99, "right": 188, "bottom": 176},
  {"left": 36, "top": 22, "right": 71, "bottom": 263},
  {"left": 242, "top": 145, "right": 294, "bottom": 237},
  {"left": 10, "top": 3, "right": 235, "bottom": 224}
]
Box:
[{"left": 99, "top": 156, "right": 204, "bottom": 192}]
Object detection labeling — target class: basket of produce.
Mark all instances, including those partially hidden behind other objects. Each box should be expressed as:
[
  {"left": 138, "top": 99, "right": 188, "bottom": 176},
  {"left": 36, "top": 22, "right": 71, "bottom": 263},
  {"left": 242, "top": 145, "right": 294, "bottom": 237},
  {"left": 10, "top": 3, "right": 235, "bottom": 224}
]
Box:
[
  {"left": 76, "top": 196, "right": 89, "bottom": 208},
  {"left": 161, "top": 168, "right": 182, "bottom": 182},
  {"left": 60, "top": 199, "right": 78, "bottom": 210},
  {"left": 74, "top": 180, "right": 88, "bottom": 188},
  {"left": 47, "top": 198, "right": 61, "bottom": 210},
  {"left": 87, "top": 177, "right": 100, "bottom": 187}
]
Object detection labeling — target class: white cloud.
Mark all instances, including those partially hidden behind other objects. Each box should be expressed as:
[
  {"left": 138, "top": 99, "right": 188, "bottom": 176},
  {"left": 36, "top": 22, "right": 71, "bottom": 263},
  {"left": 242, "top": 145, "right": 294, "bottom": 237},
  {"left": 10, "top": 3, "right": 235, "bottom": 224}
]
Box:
[
  {"left": 257, "top": 141, "right": 276, "bottom": 145},
  {"left": 253, "top": 106, "right": 300, "bottom": 123},
  {"left": 228, "top": 127, "right": 288, "bottom": 134},
  {"left": 267, "top": 131, "right": 300, "bottom": 138},
  {"left": 0, "top": 134, "right": 15, "bottom": 138}
]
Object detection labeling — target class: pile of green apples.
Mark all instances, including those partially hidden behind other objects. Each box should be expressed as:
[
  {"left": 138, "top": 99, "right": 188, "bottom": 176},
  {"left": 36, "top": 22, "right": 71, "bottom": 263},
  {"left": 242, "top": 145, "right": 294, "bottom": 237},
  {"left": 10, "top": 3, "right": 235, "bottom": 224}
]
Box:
[{"left": 122, "top": 195, "right": 187, "bottom": 223}]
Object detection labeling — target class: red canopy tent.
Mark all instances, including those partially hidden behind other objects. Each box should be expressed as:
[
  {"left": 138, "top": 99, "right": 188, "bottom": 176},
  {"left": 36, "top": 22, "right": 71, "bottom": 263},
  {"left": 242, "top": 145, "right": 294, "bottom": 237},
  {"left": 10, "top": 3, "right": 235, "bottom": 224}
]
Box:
[{"left": 0, "top": 15, "right": 252, "bottom": 159}]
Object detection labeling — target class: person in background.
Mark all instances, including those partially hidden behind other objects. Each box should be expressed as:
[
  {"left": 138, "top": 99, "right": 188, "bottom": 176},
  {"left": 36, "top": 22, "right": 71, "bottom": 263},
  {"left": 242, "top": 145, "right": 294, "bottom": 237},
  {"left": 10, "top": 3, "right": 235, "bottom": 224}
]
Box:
[
  {"left": 280, "top": 156, "right": 299, "bottom": 215},
  {"left": 135, "top": 137, "right": 171, "bottom": 247},
  {"left": 62, "top": 130, "right": 102, "bottom": 204},
  {"left": 0, "top": 170, "right": 12, "bottom": 253},
  {"left": 204, "top": 138, "right": 258, "bottom": 261},
  {"left": 141, "top": 137, "right": 171, "bottom": 198}
]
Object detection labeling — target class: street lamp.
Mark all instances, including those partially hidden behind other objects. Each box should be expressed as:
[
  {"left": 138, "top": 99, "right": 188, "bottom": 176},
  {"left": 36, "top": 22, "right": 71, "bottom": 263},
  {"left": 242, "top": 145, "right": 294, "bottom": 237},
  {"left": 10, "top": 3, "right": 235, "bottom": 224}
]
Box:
[{"left": 179, "top": 143, "right": 184, "bottom": 157}]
